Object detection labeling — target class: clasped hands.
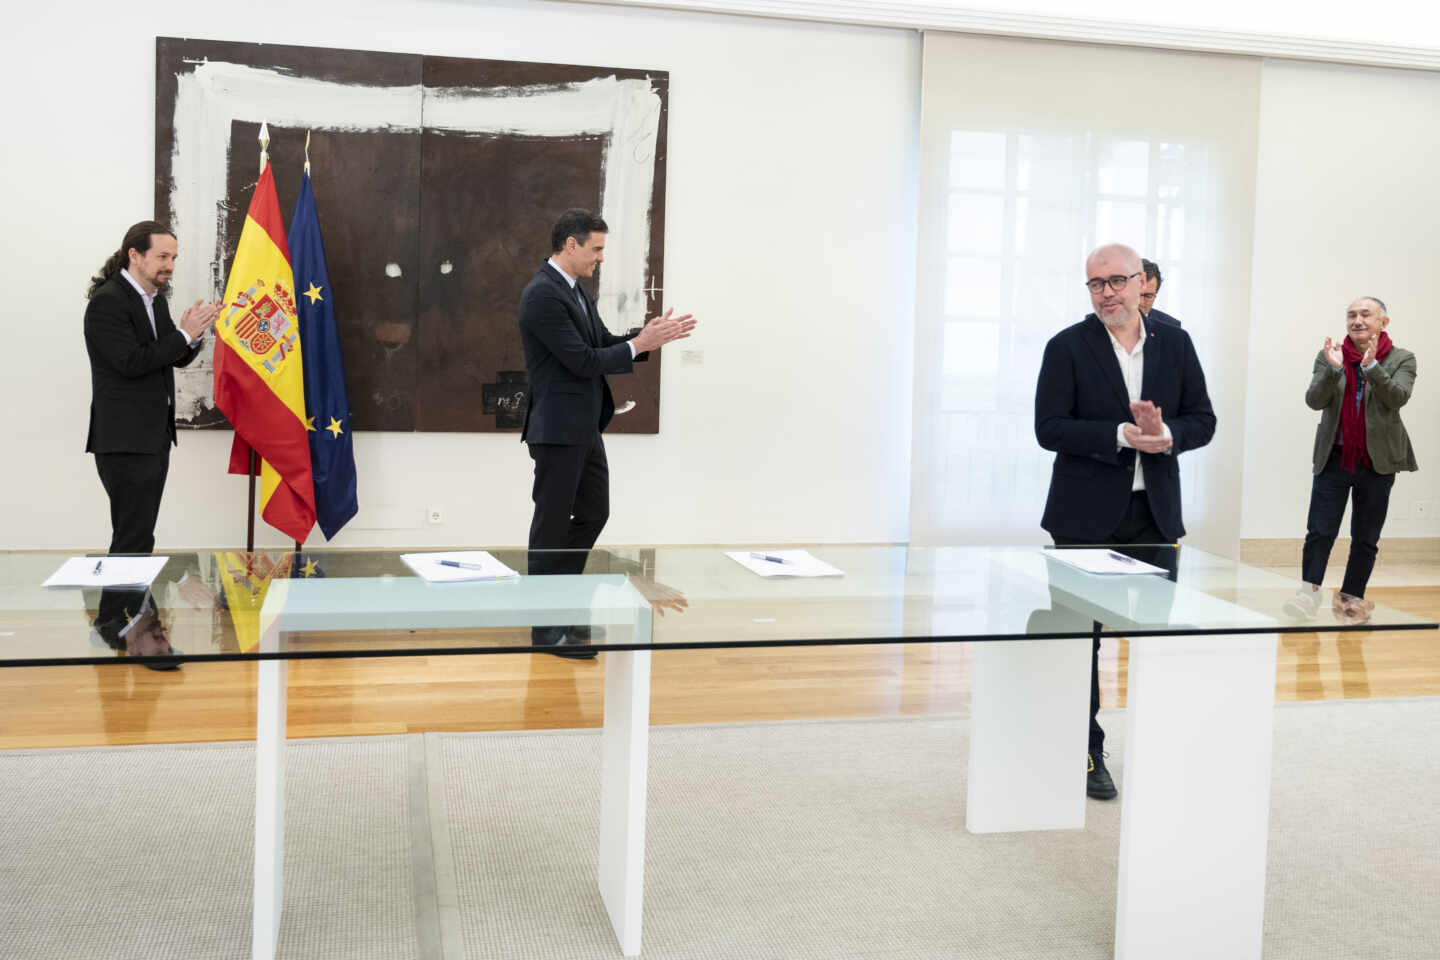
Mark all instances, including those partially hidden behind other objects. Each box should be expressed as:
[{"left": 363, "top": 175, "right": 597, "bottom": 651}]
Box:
[
  {"left": 1123, "top": 400, "right": 1172, "bottom": 454},
  {"left": 179, "top": 299, "right": 222, "bottom": 340},
  {"left": 1322, "top": 335, "right": 1375, "bottom": 370},
  {"left": 631, "top": 307, "right": 697, "bottom": 354}
]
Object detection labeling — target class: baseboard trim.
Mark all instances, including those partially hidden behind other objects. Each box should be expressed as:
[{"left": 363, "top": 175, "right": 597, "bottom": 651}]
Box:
[{"left": 1240, "top": 537, "right": 1440, "bottom": 569}]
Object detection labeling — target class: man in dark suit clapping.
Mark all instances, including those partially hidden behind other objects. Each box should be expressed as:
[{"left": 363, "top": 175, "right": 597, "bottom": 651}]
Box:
[
  {"left": 1034, "top": 242, "right": 1216, "bottom": 798},
  {"left": 519, "top": 209, "right": 695, "bottom": 657},
  {"left": 84, "top": 221, "right": 219, "bottom": 555}
]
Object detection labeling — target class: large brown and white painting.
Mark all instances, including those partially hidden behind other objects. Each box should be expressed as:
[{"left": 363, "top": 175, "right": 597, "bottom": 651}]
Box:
[{"left": 155, "top": 37, "right": 669, "bottom": 433}]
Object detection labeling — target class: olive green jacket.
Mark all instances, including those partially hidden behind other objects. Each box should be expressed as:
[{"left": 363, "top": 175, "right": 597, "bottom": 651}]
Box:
[{"left": 1306, "top": 346, "right": 1418, "bottom": 475}]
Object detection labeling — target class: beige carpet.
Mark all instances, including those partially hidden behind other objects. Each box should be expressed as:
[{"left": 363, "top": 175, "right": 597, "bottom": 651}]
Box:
[{"left": 1, "top": 699, "right": 1436, "bottom": 959}]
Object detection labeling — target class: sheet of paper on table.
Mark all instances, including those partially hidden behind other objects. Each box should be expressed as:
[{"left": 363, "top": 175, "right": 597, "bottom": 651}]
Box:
[
  {"left": 43, "top": 556, "right": 170, "bottom": 588},
  {"left": 400, "top": 551, "right": 521, "bottom": 583},
  {"left": 725, "top": 550, "right": 844, "bottom": 578},
  {"left": 1043, "top": 548, "right": 1169, "bottom": 576}
]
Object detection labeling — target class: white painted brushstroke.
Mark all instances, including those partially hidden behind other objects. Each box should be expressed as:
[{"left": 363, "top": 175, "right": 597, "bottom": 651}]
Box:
[
  {"left": 423, "top": 76, "right": 661, "bottom": 333},
  {"left": 166, "top": 60, "right": 662, "bottom": 420}
]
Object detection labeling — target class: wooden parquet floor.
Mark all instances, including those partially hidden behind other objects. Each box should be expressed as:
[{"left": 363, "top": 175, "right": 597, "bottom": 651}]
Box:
[{"left": 1, "top": 584, "right": 1435, "bottom": 749}]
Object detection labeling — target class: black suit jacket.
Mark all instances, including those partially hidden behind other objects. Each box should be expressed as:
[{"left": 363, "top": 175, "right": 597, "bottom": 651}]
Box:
[
  {"left": 83, "top": 273, "right": 201, "bottom": 454},
  {"left": 1035, "top": 314, "right": 1215, "bottom": 542},
  {"left": 1143, "top": 307, "right": 1181, "bottom": 328},
  {"left": 518, "top": 262, "right": 643, "bottom": 445}
]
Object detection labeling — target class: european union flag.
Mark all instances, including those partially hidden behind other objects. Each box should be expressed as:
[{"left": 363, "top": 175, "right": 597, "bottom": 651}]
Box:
[{"left": 289, "top": 167, "right": 358, "bottom": 540}]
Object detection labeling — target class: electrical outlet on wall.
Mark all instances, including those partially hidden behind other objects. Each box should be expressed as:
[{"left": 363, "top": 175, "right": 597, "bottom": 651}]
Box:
[{"left": 427, "top": 506, "right": 444, "bottom": 525}]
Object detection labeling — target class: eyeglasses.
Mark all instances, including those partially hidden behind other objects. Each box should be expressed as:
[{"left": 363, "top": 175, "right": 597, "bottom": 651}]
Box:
[
  {"left": 1085, "top": 272, "right": 1142, "bottom": 294},
  {"left": 1138, "top": 292, "right": 1156, "bottom": 303}
]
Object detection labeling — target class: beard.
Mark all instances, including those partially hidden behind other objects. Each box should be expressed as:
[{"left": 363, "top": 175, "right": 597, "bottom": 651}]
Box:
[{"left": 1097, "top": 308, "right": 1129, "bottom": 328}]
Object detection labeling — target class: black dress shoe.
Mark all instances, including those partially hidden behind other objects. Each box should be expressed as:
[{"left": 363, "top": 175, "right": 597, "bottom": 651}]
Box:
[
  {"left": 533, "top": 630, "right": 597, "bottom": 661},
  {"left": 566, "top": 625, "right": 606, "bottom": 642},
  {"left": 1087, "top": 752, "right": 1117, "bottom": 800}
]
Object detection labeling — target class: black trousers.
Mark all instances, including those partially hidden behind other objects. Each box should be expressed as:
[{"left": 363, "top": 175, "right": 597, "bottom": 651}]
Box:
[
  {"left": 527, "top": 437, "right": 610, "bottom": 577},
  {"left": 1301, "top": 446, "right": 1396, "bottom": 598},
  {"left": 1054, "top": 489, "right": 1169, "bottom": 754},
  {"left": 94, "top": 449, "right": 170, "bottom": 555}
]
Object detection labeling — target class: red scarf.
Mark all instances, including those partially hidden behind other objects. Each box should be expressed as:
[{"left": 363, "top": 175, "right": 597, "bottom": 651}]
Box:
[{"left": 1339, "top": 331, "right": 1393, "bottom": 473}]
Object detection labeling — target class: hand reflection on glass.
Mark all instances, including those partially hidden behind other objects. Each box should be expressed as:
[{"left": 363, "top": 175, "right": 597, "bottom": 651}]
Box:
[
  {"left": 628, "top": 576, "right": 689, "bottom": 617},
  {"left": 175, "top": 569, "right": 218, "bottom": 609}
]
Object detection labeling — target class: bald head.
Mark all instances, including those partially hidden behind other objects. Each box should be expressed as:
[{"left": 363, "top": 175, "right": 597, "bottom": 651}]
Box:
[
  {"left": 1085, "top": 243, "right": 1142, "bottom": 276},
  {"left": 1085, "top": 243, "right": 1145, "bottom": 329}
]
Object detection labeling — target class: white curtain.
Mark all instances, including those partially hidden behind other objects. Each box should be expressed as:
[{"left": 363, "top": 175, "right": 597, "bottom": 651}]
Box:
[{"left": 910, "top": 32, "right": 1262, "bottom": 553}]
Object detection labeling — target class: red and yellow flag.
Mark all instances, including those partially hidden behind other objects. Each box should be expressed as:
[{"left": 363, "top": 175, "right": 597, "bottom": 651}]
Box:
[{"left": 214, "top": 160, "right": 316, "bottom": 542}]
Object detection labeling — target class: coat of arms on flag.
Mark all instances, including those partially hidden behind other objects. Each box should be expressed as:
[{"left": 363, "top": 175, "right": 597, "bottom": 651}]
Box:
[{"left": 225, "top": 279, "right": 299, "bottom": 368}]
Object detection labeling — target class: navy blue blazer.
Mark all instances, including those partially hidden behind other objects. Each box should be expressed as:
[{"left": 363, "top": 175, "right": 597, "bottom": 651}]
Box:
[
  {"left": 1034, "top": 314, "right": 1215, "bottom": 542},
  {"left": 518, "top": 262, "right": 642, "bottom": 445},
  {"left": 1144, "top": 307, "right": 1181, "bottom": 328}
]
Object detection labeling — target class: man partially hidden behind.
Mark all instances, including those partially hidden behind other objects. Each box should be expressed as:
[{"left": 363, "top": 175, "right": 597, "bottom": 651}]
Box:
[
  {"left": 1034, "top": 243, "right": 1216, "bottom": 799},
  {"left": 519, "top": 209, "right": 696, "bottom": 658},
  {"left": 1139, "top": 258, "right": 1181, "bottom": 328},
  {"left": 1286, "top": 297, "right": 1417, "bottom": 622},
  {"left": 84, "top": 221, "right": 218, "bottom": 554}
]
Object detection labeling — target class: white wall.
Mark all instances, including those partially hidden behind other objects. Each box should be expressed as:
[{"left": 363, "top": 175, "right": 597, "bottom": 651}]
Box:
[
  {"left": 2, "top": 0, "right": 919, "bottom": 549},
  {"left": 1242, "top": 60, "right": 1440, "bottom": 541}
]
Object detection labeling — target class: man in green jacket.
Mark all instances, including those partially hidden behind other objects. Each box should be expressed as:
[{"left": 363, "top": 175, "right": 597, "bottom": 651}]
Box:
[{"left": 1287, "top": 296, "right": 1418, "bottom": 621}]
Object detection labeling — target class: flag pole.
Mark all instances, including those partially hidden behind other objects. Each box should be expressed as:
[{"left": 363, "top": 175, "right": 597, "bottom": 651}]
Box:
[
  {"left": 295, "top": 129, "right": 310, "bottom": 558},
  {"left": 244, "top": 122, "right": 270, "bottom": 554}
]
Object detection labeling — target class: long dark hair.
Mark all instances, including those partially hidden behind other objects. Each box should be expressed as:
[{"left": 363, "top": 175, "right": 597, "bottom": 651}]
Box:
[{"left": 87, "top": 220, "right": 175, "bottom": 299}]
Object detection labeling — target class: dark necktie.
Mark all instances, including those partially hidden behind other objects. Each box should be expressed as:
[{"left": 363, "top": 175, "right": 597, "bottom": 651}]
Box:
[{"left": 574, "top": 286, "right": 600, "bottom": 345}]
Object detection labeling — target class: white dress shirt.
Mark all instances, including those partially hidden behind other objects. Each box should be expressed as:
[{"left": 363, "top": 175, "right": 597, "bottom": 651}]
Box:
[
  {"left": 120, "top": 269, "right": 192, "bottom": 345},
  {"left": 1107, "top": 318, "right": 1172, "bottom": 492}
]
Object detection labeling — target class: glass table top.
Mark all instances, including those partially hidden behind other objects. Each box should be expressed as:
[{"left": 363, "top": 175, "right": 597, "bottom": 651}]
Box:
[{"left": 0, "top": 545, "right": 1432, "bottom": 666}]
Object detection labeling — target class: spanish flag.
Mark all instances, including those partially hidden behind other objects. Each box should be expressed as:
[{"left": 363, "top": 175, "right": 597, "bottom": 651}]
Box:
[{"left": 214, "top": 156, "right": 316, "bottom": 542}]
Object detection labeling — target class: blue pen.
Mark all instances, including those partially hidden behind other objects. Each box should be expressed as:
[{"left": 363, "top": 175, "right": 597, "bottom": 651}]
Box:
[
  {"left": 438, "top": 560, "right": 486, "bottom": 570},
  {"left": 749, "top": 552, "right": 788, "bottom": 564}
]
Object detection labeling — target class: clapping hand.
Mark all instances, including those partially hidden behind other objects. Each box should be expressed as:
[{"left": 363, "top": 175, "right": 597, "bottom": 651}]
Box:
[
  {"left": 1322, "top": 336, "right": 1344, "bottom": 370},
  {"left": 1124, "top": 400, "right": 1173, "bottom": 454},
  {"left": 179, "top": 299, "right": 222, "bottom": 340},
  {"left": 1360, "top": 338, "right": 1378, "bottom": 367},
  {"left": 632, "top": 308, "right": 697, "bottom": 354}
]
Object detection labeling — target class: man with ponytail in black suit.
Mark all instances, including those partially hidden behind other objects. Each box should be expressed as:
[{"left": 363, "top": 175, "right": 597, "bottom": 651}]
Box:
[{"left": 84, "top": 221, "right": 219, "bottom": 555}]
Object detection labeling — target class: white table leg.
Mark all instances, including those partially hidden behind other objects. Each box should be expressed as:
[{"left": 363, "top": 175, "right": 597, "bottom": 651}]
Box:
[
  {"left": 967, "top": 637, "right": 1092, "bottom": 833},
  {"left": 253, "top": 657, "right": 288, "bottom": 960},
  {"left": 598, "top": 645, "right": 652, "bottom": 956},
  {"left": 1115, "top": 632, "right": 1277, "bottom": 960}
]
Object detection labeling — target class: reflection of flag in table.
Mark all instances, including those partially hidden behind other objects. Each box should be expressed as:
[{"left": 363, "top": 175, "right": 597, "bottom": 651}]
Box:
[
  {"left": 289, "top": 167, "right": 358, "bottom": 540},
  {"left": 215, "top": 551, "right": 291, "bottom": 653},
  {"left": 215, "top": 551, "right": 326, "bottom": 653},
  {"left": 213, "top": 159, "right": 316, "bottom": 543}
]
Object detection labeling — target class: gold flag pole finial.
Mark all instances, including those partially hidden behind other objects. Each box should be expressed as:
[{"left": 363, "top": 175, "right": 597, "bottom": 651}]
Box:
[
  {"left": 258, "top": 121, "right": 270, "bottom": 176},
  {"left": 304, "top": 130, "right": 312, "bottom": 177}
]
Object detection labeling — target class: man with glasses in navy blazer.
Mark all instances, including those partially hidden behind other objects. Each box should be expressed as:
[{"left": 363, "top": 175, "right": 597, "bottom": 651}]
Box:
[
  {"left": 519, "top": 209, "right": 695, "bottom": 658},
  {"left": 1034, "top": 242, "right": 1216, "bottom": 799}
]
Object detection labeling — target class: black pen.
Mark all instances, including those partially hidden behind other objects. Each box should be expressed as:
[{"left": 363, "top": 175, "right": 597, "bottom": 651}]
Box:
[
  {"left": 749, "top": 552, "right": 788, "bottom": 564},
  {"left": 93, "top": 560, "right": 104, "bottom": 575},
  {"left": 1108, "top": 551, "right": 1136, "bottom": 565}
]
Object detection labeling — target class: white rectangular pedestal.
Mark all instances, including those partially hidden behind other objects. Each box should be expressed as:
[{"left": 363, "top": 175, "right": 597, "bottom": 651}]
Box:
[
  {"left": 967, "top": 637, "right": 1092, "bottom": 833},
  {"left": 1115, "top": 632, "right": 1278, "bottom": 960}
]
